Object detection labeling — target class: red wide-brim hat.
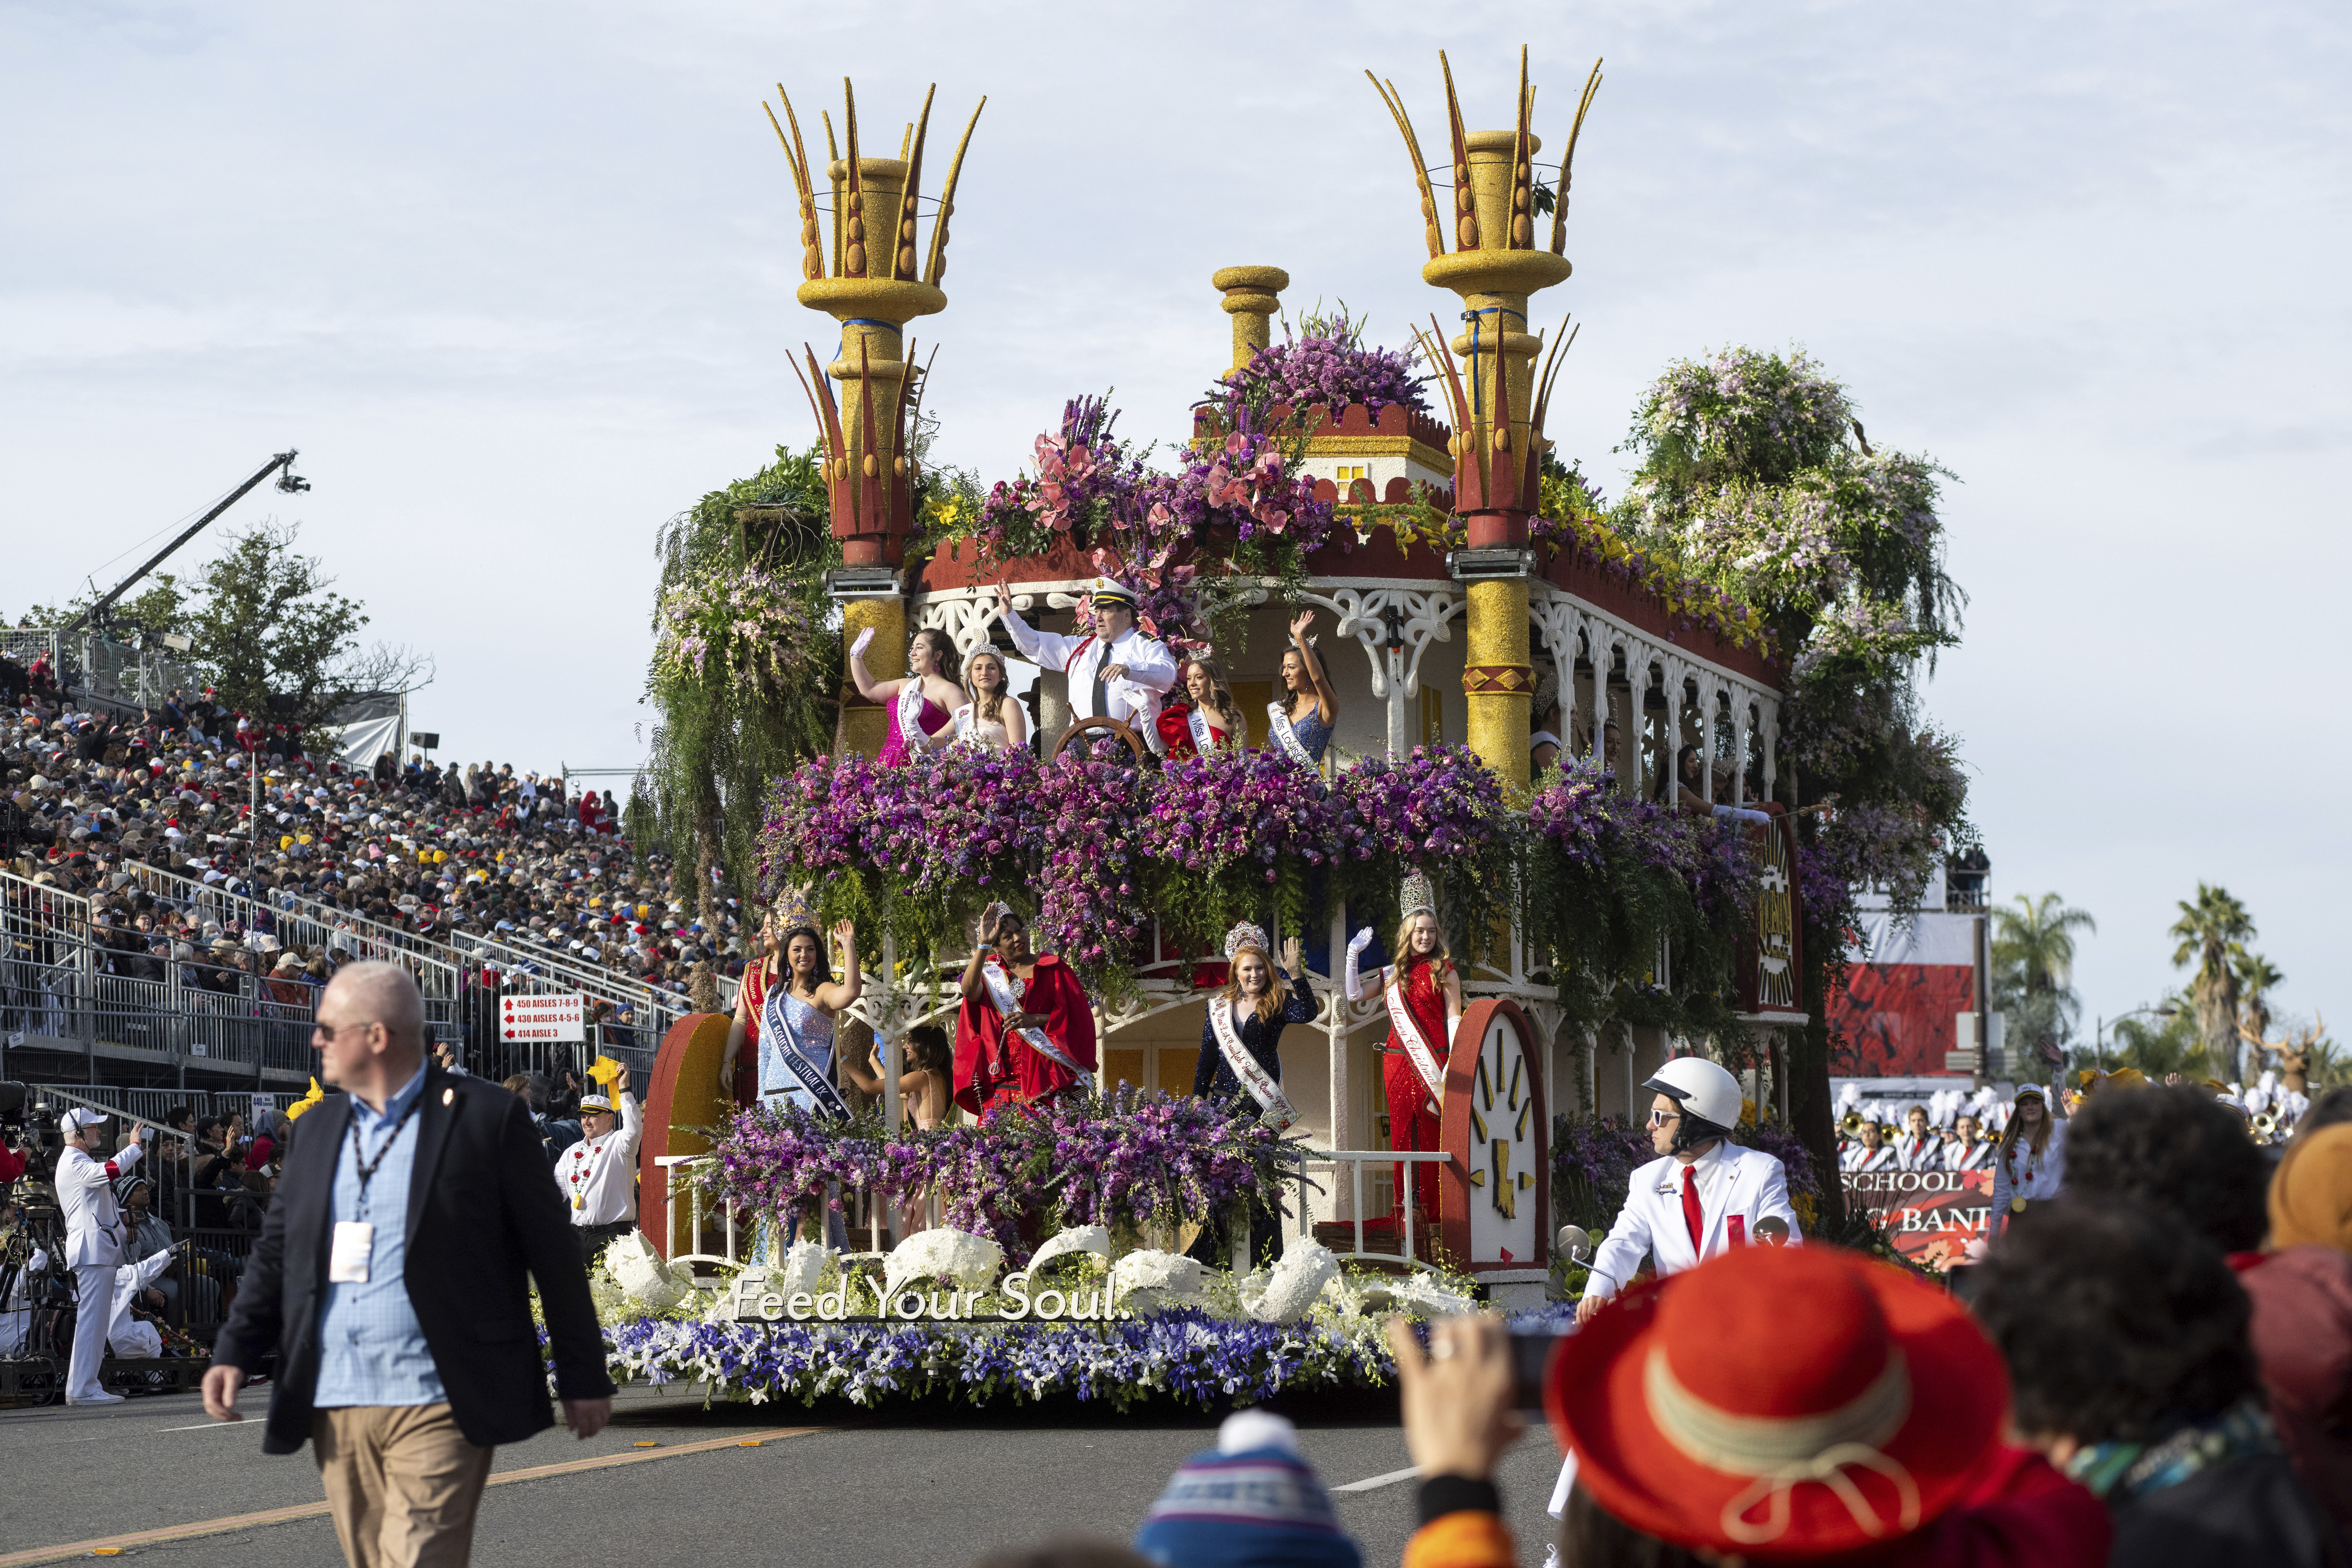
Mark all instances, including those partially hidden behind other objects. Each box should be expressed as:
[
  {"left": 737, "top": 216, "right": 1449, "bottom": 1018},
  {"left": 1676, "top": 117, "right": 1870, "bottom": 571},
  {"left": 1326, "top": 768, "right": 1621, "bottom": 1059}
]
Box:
[{"left": 1547, "top": 1244, "right": 2009, "bottom": 1562}]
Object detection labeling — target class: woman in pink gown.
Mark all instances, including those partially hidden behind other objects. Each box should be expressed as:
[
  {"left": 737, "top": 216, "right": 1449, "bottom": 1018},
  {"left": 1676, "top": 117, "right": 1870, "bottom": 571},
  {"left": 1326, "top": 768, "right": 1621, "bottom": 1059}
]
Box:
[{"left": 851, "top": 625, "right": 963, "bottom": 765}]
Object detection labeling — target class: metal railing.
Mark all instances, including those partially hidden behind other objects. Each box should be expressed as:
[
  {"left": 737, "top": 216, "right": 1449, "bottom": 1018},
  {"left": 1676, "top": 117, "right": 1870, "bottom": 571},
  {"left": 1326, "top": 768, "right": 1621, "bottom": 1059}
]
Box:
[{"left": 2, "top": 627, "right": 199, "bottom": 716}]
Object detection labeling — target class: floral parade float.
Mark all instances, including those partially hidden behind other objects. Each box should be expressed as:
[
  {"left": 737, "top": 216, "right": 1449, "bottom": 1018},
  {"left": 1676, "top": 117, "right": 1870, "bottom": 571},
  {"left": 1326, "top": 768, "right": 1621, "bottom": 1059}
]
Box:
[{"left": 609, "top": 41, "right": 1971, "bottom": 1410}]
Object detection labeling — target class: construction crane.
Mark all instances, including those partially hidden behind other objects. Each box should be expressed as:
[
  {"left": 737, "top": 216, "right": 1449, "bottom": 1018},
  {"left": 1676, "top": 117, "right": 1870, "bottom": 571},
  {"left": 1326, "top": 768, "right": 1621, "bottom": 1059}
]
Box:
[{"left": 59, "top": 449, "right": 310, "bottom": 636}]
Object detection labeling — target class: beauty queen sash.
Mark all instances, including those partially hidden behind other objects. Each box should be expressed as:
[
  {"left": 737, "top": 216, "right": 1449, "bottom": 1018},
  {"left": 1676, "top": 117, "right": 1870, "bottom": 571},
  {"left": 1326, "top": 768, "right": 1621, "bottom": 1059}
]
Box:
[
  {"left": 1190, "top": 706, "right": 1217, "bottom": 755},
  {"left": 1265, "top": 702, "right": 1316, "bottom": 769},
  {"left": 1384, "top": 968, "right": 1446, "bottom": 1103},
  {"left": 894, "top": 681, "right": 929, "bottom": 754},
  {"left": 759, "top": 983, "right": 851, "bottom": 1120},
  {"left": 1209, "top": 997, "right": 1297, "bottom": 1128},
  {"left": 981, "top": 958, "right": 1087, "bottom": 1078}
]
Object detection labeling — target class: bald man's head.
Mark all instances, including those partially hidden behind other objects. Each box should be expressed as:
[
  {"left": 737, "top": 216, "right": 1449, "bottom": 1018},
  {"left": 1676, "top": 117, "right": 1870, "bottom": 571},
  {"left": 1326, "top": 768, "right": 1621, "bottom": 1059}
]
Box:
[{"left": 316, "top": 961, "right": 426, "bottom": 1100}]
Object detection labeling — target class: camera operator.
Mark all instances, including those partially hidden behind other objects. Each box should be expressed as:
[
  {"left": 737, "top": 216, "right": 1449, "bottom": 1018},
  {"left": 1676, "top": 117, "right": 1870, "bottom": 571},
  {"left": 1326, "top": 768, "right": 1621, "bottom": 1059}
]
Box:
[
  {"left": 0, "top": 1126, "right": 27, "bottom": 1186},
  {"left": 57, "top": 1107, "right": 145, "bottom": 1405}
]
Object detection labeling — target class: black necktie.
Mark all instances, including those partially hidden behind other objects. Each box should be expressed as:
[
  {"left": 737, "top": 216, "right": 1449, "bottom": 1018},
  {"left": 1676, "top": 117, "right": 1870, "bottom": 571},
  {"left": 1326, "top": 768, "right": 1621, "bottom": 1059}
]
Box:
[{"left": 1090, "top": 642, "right": 1110, "bottom": 718}]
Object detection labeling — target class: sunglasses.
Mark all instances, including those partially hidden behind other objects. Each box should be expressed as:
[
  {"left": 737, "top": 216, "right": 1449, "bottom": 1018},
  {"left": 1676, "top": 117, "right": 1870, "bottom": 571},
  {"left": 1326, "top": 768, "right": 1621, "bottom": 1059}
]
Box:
[
  {"left": 312, "top": 1019, "right": 383, "bottom": 1042},
  {"left": 1647, "top": 1108, "right": 1682, "bottom": 1129}
]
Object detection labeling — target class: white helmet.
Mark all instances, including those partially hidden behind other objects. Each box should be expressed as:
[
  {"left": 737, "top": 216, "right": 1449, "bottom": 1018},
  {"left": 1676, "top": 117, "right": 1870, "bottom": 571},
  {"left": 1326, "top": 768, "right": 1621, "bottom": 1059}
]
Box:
[{"left": 1642, "top": 1056, "right": 1744, "bottom": 1132}]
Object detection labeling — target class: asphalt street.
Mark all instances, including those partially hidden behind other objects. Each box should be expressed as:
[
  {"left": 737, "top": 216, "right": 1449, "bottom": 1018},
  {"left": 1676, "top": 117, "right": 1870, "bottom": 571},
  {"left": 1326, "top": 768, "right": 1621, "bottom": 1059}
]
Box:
[{"left": 0, "top": 1384, "right": 1571, "bottom": 1567}]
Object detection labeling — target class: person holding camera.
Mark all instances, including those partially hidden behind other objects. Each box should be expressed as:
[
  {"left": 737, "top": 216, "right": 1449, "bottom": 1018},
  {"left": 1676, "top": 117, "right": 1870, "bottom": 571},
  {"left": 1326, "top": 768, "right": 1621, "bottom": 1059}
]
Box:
[{"left": 57, "top": 1106, "right": 145, "bottom": 1405}]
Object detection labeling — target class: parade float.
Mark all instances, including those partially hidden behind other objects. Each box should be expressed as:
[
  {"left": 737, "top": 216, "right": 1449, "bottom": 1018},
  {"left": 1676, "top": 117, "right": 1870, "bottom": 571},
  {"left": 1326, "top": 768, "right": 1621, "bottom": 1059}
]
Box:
[{"left": 603, "top": 46, "right": 1865, "bottom": 1410}]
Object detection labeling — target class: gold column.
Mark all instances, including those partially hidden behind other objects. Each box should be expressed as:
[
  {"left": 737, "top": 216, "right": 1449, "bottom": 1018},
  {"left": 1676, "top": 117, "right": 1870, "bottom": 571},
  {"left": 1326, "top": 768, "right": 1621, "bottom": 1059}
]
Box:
[
  {"left": 1212, "top": 265, "right": 1290, "bottom": 374},
  {"left": 767, "top": 80, "right": 985, "bottom": 762},
  {"left": 1370, "top": 49, "right": 1597, "bottom": 791}
]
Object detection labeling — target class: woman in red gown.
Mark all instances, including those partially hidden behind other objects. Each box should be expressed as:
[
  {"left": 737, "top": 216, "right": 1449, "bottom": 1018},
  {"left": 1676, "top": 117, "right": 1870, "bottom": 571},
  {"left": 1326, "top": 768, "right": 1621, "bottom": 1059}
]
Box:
[
  {"left": 1155, "top": 655, "right": 1245, "bottom": 760},
  {"left": 1346, "top": 896, "right": 1463, "bottom": 1228},
  {"left": 952, "top": 906, "right": 1097, "bottom": 1119}
]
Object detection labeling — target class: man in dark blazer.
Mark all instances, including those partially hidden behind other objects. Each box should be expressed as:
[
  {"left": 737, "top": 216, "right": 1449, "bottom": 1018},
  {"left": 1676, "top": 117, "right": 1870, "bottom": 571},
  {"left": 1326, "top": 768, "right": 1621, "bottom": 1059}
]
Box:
[{"left": 203, "top": 961, "right": 613, "bottom": 1568}]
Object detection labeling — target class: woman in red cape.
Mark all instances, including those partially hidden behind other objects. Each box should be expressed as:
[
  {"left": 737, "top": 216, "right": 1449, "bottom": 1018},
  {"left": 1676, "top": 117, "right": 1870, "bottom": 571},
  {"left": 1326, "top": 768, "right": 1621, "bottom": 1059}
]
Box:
[
  {"left": 1346, "top": 886, "right": 1463, "bottom": 1228},
  {"left": 953, "top": 906, "right": 1097, "bottom": 1119}
]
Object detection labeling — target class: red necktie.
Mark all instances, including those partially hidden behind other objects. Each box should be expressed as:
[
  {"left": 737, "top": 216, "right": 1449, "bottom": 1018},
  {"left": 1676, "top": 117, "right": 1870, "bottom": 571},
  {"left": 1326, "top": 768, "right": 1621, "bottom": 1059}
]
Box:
[{"left": 1681, "top": 1165, "right": 1705, "bottom": 1259}]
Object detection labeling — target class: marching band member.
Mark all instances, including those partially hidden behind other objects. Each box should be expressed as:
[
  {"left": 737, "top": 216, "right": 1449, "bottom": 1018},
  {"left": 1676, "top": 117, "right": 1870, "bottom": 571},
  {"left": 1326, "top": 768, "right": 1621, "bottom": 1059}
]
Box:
[
  {"left": 57, "top": 1108, "right": 145, "bottom": 1404},
  {"left": 1841, "top": 1118, "right": 1898, "bottom": 1172},
  {"left": 994, "top": 578, "right": 1178, "bottom": 751},
  {"left": 954, "top": 904, "right": 1097, "bottom": 1118},
  {"left": 1944, "top": 1111, "right": 1995, "bottom": 1171},
  {"left": 1344, "top": 872, "right": 1462, "bottom": 1227},
  {"left": 555, "top": 1058, "right": 641, "bottom": 1266},
  {"left": 1989, "top": 1084, "right": 2068, "bottom": 1232},
  {"left": 1894, "top": 1103, "right": 1941, "bottom": 1171}
]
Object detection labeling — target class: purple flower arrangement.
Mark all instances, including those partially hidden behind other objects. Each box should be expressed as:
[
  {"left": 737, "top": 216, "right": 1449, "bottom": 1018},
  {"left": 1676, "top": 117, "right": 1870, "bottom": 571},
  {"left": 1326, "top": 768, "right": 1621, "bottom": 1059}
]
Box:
[
  {"left": 1209, "top": 307, "right": 1430, "bottom": 417},
  {"left": 602, "top": 1307, "right": 1389, "bottom": 1412},
  {"left": 707, "top": 1090, "right": 1296, "bottom": 1262},
  {"left": 760, "top": 743, "right": 1508, "bottom": 988},
  {"left": 1334, "top": 744, "right": 1507, "bottom": 865}
]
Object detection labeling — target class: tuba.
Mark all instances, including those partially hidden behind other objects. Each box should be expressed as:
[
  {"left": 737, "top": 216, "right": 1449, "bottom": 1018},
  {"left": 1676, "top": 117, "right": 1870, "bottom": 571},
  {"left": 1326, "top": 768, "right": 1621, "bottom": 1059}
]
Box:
[
  {"left": 2251, "top": 1112, "right": 2278, "bottom": 1142},
  {"left": 1839, "top": 1109, "right": 1865, "bottom": 1135}
]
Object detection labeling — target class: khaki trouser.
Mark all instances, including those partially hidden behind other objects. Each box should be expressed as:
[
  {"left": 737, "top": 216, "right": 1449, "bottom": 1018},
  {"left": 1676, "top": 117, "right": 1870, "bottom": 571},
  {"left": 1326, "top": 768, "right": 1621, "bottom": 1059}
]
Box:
[{"left": 313, "top": 1404, "right": 494, "bottom": 1568}]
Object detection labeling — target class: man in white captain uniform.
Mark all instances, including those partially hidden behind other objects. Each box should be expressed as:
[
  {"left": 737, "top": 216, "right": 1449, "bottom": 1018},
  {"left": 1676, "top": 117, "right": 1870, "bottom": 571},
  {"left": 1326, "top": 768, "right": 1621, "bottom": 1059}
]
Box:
[
  {"left": 56, "top": 1107, "right": 146, "bottom": 1404},
  {"left": 992, "top": 578, "right": 1178, "bottom": 752},
  {"left": 1548, "top": 1058, "right": 1801, "bottom": 1540},
  {"left": 555, "top": 1083, "right": 640, "bottom": 1267}
]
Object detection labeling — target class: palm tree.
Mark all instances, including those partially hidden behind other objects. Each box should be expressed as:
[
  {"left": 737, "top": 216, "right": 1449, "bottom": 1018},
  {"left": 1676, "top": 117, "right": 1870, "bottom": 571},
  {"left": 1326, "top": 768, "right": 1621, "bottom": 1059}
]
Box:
[
  {"left": 1991, "top": 893, "right": 2096, "bottom": 1059},
  {"left": 2231, "top": 945, "right": 2284, "bottom": 1057},
  {"left": 2170, "top": 884, "right": 2255, "bottom": 1083}
]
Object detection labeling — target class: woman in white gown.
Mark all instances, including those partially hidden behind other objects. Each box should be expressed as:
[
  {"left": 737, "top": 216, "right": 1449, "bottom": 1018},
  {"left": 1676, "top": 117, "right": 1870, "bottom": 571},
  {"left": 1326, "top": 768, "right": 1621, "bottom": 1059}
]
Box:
[{"left": 953, "top": 647, "right": 1029, "bottom": 753}]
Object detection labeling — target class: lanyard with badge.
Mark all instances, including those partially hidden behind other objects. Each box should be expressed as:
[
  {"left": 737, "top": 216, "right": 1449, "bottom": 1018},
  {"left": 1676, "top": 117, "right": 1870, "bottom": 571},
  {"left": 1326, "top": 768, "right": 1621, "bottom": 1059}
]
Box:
[{"left": 328, "top": 1094, "right": 422, "bottom": 1284}]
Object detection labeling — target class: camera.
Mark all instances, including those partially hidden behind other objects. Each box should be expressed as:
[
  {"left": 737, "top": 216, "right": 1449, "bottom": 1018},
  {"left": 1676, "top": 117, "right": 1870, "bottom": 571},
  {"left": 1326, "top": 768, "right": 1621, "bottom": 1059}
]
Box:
[{"left": 0, "top": 1082, "right": 64, "bottom": 1184}]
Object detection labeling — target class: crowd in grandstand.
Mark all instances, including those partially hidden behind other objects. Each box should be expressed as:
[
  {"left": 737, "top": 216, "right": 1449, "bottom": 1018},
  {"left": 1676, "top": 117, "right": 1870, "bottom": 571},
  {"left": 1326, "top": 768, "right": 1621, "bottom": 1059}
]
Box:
[{"left": 0, "top": 685, "right": 747, "bottom": 1007}]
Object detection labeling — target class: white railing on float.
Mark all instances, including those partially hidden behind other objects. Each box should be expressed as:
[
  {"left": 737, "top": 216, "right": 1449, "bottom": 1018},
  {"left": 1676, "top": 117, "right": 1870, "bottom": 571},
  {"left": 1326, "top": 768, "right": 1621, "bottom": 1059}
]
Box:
[
  {"left": 1293, "top": 1148, "right": 1451, "bottom": 1270},
  {"left": 654, "top": 1153, "right": 742, "bottom": 1275}
]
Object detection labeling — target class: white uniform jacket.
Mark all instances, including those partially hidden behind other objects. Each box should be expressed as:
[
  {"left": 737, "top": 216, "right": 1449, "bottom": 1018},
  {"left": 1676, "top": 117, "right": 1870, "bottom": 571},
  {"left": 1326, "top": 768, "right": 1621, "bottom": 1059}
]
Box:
[
  {"left": 1000, "top": 607, "right": 1179, "bottom": 751},
  {"left": 1944, "top": 1139, "right": 1995, "bottom": 1172},
  {"left": 58, "top": 1142, "right": 140, "bottom": 1268},
  {"left": 1841, "top": 1143, "right": 1897, "bottom": 1173},
  {"left": 1989, "top": 1119, "right": 2068, "bottom": 1217},
  {"left": 555, "top": 1092, "right": 642, "bottom": 1227},
  {"left": 1584, "top": 1142, "right": 1801, "bottom": 1302},
  {"left": 1894, "top": 1133, "right": 1942, "bottom": 1172}
]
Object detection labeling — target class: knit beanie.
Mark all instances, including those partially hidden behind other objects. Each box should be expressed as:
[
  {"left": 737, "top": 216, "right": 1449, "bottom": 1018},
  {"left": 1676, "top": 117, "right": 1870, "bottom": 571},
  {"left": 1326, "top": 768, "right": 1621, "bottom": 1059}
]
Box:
[
  {"left": 2271, "top": 1123, "right": 2352, "bottom": 1254},
  {"left": 1133, "top": 1412, "right": 1361, "bottom": 1568}
]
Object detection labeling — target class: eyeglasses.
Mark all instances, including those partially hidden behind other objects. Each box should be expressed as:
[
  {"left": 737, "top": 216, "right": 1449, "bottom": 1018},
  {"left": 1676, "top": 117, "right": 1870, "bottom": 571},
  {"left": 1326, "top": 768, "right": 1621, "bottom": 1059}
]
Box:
[
  {"left": 312, "top": 1019, "right": 382, "bottom": 1042},
  {"left": 1647, "top": 1108, "right": 1682, "bottom": 1129}
]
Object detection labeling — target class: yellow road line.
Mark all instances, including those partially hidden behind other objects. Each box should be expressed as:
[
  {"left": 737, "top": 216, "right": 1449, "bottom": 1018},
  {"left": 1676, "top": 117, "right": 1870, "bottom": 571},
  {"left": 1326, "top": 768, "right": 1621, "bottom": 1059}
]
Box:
[{"left": 0, "top": 1425, "right": 822, "bottom": 1566}]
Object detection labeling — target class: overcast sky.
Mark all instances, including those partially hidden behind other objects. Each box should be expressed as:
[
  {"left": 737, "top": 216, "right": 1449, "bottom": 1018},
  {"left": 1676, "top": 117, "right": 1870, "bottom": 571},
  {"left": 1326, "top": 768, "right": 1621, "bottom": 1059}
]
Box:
[{"left": 5, "top": 1, "right": 2346, "bottom": 1047}]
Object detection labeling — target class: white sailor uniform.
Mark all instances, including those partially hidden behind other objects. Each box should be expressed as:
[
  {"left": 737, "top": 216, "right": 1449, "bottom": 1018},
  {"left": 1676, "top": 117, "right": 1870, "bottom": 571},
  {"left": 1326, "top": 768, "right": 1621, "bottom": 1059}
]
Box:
[
  {"left": 999, "top": 604, "right": 1179, "bottom": 751},
  {"left": 557, "top": 1091, "right": 642, "bottom": 1230}
]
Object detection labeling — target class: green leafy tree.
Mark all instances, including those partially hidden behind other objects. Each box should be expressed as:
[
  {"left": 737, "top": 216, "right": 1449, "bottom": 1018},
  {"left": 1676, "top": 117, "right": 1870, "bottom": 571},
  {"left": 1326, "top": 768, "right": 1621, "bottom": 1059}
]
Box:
[
  {"left": 2169, "top": 884, "right": 2255, "bottom": 1083},
  {"left": 1992, "top": 893, "right": 2096, "bottom": 1059},
  {"left": 642, "top": 444, "right": 842, "bottom": 929},
  {"left": 2111, "top": 996, "right": 2206, "bottom": 1081},
  {"left": 180, "top": 522, "right": 369, "bottom": 726},
  {"left": 1612, "top": 346, "right": 1972, "bottom": 1222}
]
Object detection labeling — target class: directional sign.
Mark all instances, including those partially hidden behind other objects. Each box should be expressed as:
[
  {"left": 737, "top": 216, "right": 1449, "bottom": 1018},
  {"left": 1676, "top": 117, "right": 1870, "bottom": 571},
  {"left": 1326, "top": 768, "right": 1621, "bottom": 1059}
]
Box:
[{"left": 502, "top": 991, "right": 585, "bottom": 1042}]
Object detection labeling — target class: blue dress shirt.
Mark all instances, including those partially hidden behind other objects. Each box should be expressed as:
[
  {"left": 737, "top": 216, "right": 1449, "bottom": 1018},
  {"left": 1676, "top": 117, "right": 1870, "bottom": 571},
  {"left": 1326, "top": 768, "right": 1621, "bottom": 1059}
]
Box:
[{"left": 312, "top": 1062, "right": 448, "bottom": 1408}]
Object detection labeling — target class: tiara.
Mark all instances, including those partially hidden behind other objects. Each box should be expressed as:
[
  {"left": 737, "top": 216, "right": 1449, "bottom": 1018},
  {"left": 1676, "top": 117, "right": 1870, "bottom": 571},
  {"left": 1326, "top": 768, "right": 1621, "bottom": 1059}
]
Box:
[
  {"left": 773, "top": 886, "right": 817, "bottom": 930},
  {"left": 1400, "top": 869, "right": 1437, "bottom": 920},
  {"left": 1223, "top": 921, "right": 1270, "bottom": 959}
]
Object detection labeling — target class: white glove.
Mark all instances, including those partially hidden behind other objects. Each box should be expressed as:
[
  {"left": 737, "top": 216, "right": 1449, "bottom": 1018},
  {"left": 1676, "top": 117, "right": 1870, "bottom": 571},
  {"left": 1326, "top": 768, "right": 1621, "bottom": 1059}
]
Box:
[
  {"left": 1343, "top": 927, "right": 1374, "bottom": 1002},
  {"left": 850, "top": 627, "right": 876, "bottom": 660}
]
